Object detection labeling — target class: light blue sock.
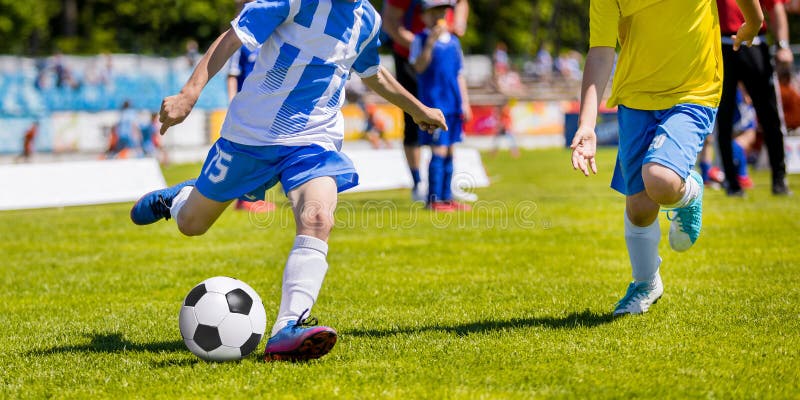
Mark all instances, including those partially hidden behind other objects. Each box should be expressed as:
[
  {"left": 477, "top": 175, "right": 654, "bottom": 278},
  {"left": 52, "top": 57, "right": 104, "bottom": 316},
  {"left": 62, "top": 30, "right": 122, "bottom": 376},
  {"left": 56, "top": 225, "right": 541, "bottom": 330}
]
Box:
[{"left": 624, "top": 212, "right": 661, "bottom": 283}]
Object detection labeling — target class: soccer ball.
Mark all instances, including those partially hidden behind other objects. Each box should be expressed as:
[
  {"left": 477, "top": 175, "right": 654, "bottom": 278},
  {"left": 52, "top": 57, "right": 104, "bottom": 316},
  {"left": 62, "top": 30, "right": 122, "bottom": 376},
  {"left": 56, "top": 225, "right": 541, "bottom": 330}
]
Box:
[{"left": 178, "top": 276, "right": 267, "bottom": 362}]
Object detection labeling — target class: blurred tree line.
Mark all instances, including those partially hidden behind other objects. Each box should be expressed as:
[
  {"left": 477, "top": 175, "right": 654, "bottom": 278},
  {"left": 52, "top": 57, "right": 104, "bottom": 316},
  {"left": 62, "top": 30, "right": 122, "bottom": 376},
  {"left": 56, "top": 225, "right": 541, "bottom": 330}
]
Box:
[
  {"left": 0, "top": 0, "right": 589, "bottom": 56},
  {"left": 2, "top": 0, "right": 799, "bottom": 56}
]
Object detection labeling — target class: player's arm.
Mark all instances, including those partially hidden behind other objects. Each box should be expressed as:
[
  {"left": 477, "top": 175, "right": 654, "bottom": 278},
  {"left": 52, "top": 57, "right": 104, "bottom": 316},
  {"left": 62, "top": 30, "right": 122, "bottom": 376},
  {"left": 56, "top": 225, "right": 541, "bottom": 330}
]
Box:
[
  {"left": 571, "top": 46, "right": 615, "bottom": 176},
  {"left": 767, "top": 1, "right": 793, "bottom": 65},
  {"left": 458, "top": 74, "right": 471, "bottom": 122},
  {"left": 382, "top": 3, "right": 417, "bottom": 49},
  {"left": 159, "top": 29, "right": 242, "bottom": 135},
  {"left": 732, "top": 0, "right": 765, "bottom": 50},
  {"left": 412, "top": 28, "right": 444, "bottom": 73},
  {"left": 452, "top": 0, "right": 469, "bottom": 37},
  {"left": 362, "top": 66, "right": 448, "bottom": 133}
]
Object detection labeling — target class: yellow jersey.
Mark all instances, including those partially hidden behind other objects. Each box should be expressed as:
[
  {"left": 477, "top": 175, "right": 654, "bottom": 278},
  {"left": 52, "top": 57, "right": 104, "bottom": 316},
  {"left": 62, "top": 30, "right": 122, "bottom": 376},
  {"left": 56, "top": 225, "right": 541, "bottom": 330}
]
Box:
[{"left": 590, "top": 0, "right": 723, "bottom": 110}]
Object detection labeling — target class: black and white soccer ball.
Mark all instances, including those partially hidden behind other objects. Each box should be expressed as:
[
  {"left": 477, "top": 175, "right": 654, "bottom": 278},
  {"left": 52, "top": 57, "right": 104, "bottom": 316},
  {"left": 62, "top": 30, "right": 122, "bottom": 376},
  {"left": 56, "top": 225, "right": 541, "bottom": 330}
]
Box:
[{"left": 179, "top": 276, "right": 267, "bottom": 362}]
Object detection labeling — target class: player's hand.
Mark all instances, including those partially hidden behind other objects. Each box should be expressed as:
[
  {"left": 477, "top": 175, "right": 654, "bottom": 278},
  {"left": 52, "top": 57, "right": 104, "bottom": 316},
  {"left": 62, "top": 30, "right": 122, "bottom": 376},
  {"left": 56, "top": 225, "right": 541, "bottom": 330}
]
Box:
[
  {"left": 462, "top": 104, "right": 473, "bottom": 123},
  {"left": 570, "top": 126, "right": 598, "bottom": 176},
  {"left": 732, "top": 22, "right": 760, "bottom": 51},
  {"left": 776, "top": 47, "right": 794, "bottom": 67},
  {"left": 414, "top": 107, "right": 448, "bottom": 133},
  {"left": 158, "top": 93, "right": 196, "bottom": 135}
]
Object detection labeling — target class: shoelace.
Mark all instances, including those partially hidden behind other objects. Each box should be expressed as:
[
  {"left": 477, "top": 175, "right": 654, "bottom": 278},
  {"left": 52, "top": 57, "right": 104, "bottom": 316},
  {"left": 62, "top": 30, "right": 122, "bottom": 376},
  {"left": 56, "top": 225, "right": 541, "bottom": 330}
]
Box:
[
  {"left": 665, "top": 205, "right": 700, "bottom": 234},
  {"left": 616, "top": 282, "right": 649, "bottom": 308},
  {"left": 151, "top": 194, "right": 172, "bottom": 221},
  {"left": 294, "top": 308, "right": 319, "bottom": 328}
]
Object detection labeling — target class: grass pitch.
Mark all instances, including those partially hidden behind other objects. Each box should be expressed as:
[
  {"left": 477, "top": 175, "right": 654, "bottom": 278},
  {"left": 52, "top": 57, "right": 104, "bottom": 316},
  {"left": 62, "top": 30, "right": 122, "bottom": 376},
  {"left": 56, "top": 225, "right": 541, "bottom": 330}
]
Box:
[{"left": 1, "top": 148, "right": 799, "bottom": 399}]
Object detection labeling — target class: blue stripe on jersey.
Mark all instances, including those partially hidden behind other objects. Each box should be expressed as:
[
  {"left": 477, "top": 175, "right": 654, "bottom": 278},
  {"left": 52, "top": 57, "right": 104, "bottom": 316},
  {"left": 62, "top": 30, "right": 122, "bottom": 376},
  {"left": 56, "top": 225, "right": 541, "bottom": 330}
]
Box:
[
  {"left": 324, "top": 4, "right": 357, "bottom": 44},
  {"left": 293, "top": 0, "right": 318, "bottom": 28},
  {"left": 236, "top": 0, "right": 291, "bottom": 46},
  {"left": 259, "top": 42, "right": 301, "bottom": 93},
  {"left": 273, "top": 57, "right": 337, "bottom": 134}
]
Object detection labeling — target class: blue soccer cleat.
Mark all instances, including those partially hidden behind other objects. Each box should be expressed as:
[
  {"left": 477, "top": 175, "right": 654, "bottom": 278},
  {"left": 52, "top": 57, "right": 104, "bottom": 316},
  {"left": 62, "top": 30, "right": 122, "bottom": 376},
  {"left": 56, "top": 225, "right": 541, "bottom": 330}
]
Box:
[
  {"left": 667, "top": 170, "right": 704, "bottom": 252},
  {"left": 264, "top": 309, "right": 337, "bottom": 362},
  {"left": 613, "top": 273, "right": 664, "bottom": 316},
  {"left": 130, "top": 179, "right": 196, "bottom": 225}
]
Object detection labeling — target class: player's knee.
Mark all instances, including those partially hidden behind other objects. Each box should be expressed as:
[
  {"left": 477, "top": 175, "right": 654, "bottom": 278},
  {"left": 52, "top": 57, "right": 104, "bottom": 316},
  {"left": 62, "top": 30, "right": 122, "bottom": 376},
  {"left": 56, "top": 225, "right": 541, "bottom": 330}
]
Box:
[
  {"left": 297, "top": 207, "right": 334, "bottom": 237},
  {"left": 642, "top": 163, "right": 682, "bottom": 205}
]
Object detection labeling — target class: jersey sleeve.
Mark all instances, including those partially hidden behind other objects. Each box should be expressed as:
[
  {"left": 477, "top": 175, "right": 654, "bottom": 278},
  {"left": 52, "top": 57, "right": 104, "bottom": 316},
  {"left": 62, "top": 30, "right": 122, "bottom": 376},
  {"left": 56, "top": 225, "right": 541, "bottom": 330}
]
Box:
[
  {"left": 408, "top": 35, "right": 424, "bottom": 64},
  {"left": 352, "top": 34, "right": 382, "bottom": 77},
  {"left": 589, "top": 0, "right": 620, "bottom": 48},
  {"left": 352, "top": 11, "right": 384, "bottom": 78},
  {"left": 231, "top": 0, "right": 292, "bottom": 51}
]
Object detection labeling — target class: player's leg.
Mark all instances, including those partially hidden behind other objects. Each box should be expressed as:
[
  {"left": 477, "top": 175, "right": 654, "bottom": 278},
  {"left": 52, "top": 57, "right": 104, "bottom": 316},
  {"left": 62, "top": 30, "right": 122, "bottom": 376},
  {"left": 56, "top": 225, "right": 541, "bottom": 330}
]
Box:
[
  {"left": 174, "top": 189, "right": 233, "bottom": 236},
  {"left": 740, "top": 45, "right": 790, "bottom": 195},
  {"left": 610, "top": 106, "right": 665, "bottom": 316},
  {"left": 428, "top": 144, "right": 451, "bottom": 210},
  {"left": 265, "top": 177, "right": 339, "bottom": 361},
  {"left": 717, "top": 46, "right": 744, "bottom": 196},
  {"left": 641, "top": 104, "right": 714, "bottom": 252},
  {"left": 614, "top": 191, "right": 663, "bottom": 316}
]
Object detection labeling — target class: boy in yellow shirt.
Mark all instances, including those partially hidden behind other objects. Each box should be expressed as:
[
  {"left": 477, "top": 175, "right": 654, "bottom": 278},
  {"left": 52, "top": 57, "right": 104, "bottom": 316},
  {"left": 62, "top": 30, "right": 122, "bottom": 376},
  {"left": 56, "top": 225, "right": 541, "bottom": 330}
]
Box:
[{"left": 571, "top": 0, "right": 764, "bottom": 315}]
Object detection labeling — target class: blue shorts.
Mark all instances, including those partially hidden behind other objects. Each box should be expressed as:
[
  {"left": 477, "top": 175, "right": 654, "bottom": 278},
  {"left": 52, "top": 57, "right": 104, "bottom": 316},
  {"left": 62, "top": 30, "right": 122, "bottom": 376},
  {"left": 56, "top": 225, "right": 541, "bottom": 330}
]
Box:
[
  {"left": 419, "top": 114, "right": 463, "bottom": 146},
  {"left": 195, "top": 138, "right": 359, "bottom": 202},
  {"left": 611, "top": 104, "right": 716, "bottom": 196}
]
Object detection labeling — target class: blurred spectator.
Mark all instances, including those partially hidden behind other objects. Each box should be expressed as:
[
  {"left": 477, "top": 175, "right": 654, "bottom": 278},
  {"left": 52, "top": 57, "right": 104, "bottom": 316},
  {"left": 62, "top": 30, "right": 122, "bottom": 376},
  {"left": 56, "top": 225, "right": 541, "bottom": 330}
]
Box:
[
  {"left": 492, "top": 41, "right": 524, "bottom": 94},
  {"left": 85, "top": 53, "right": 113, "bottom": 88},
  {"left": 140, "top": 112, "right": 168, "bottom": 164},
  {"left": 777, "top": 63, "right": 800, "bottom": 132},
  {"left": 108, "top": 100, "right": 141, "bottom": 159},
  {"left": 556, "top": 50, "right": 583, "bottom": 81},
  {"left": 53, "top": 52, "right": 80, "bottom": 90},
  {"left": 185, "top": 39, "right": 201, "bottom": 68},
  {"left": 491, "top": 98, "right": 520, "bottom": 158},
  {"left": 15, "top": 121, "right": 38, "bottom": 163},
  {"left": 533, "top": 44, "right": 553, "bottom": 81},
  {"left": 493, "top": 41, "right": 510, "bottom": 77}
]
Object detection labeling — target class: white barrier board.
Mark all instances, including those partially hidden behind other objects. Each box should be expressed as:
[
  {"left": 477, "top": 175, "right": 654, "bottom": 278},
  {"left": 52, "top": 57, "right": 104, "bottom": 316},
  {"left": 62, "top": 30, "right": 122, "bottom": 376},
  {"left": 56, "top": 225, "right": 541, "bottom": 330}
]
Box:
[
  {"left": 0, "top": 158, "right": 166, "bottom": 210},
  {"left": 786, "top": 136, "right": 800, "bottom": 174},
  {"left": 345, "top": 147, "right": 490, "bottom": 192}
]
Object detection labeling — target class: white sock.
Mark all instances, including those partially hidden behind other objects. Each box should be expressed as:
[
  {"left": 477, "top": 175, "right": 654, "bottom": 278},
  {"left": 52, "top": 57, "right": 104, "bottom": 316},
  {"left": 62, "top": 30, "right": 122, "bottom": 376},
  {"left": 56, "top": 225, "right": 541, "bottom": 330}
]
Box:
[
  {"left": 665, "top": 175, "right": 700, "bottom": 209},
  {"left": 272, "top": 235, "right": 329, "bottom": 337},
  {"left": 624, "top": 212, "right": 661, "bottom": 283},
  {"left": 169, "top": 186, "right": 193, "bottom": 220}
]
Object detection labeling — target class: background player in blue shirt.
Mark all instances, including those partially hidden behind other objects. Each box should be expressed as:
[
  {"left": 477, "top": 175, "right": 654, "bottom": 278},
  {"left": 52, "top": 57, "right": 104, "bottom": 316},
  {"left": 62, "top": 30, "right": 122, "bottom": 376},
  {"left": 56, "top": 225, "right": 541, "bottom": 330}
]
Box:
[
  {"left": 130, "top": 0, "right": 447, "bottom": 362},
  {"left": 409, "top": 0, "right": 471, "bottom": 212}
]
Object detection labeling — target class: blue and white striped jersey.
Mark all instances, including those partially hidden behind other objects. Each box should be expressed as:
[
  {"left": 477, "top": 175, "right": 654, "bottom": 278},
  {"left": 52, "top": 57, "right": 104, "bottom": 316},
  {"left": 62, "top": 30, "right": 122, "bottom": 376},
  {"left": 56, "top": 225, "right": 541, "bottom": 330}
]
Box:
[{"left": 222, "top": 0, "right": 383, "bottom": 150}]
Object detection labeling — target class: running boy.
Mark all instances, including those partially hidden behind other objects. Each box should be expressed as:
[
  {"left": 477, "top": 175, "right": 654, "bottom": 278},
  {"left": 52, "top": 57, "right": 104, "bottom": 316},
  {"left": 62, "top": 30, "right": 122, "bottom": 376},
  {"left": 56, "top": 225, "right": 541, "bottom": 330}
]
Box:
[
  {"left": 131, "top": 0, "right": 446, "bottom": 361},
  {"left": 410, "top": 0, "right": 471, "bottom": 211},
  {"left": 570, "top": 0, "right": 763, "bottom": 315}
]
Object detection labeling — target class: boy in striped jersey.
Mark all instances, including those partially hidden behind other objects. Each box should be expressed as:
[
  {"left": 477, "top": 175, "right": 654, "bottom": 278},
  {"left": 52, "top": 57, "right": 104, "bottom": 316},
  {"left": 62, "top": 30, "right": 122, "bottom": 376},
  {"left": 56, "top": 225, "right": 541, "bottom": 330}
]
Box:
[{"left": 131, "top": 0, "right": 447, "bottom": 361}]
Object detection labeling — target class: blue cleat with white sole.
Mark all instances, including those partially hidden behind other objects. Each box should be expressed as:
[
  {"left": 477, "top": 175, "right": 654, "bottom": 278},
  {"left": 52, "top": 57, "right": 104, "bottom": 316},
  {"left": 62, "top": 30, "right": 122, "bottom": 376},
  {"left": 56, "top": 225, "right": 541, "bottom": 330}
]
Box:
[
  {"left": 667, "top": 170, "right": 704, "bottom": 252},
  {"left": 130, "top": 179, "right": 196, "bottom": 225}
]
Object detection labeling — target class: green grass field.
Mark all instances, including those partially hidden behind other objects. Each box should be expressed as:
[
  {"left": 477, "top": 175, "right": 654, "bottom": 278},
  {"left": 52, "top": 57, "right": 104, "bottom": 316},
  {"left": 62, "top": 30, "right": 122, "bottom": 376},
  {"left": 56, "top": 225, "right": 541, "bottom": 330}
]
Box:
[{"left": 1, "top": 148, "right": 799, "bottom": 399}]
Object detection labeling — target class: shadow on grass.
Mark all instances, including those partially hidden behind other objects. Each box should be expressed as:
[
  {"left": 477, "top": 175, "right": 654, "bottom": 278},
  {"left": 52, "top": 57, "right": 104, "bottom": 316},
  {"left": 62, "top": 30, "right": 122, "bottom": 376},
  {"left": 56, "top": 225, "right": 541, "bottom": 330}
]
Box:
[
  {"left": 345, "top": 309, "right": 615, "bottom": 338},
  {"left": 29, "top": 332, "right": 187, "bottom": 356}
]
